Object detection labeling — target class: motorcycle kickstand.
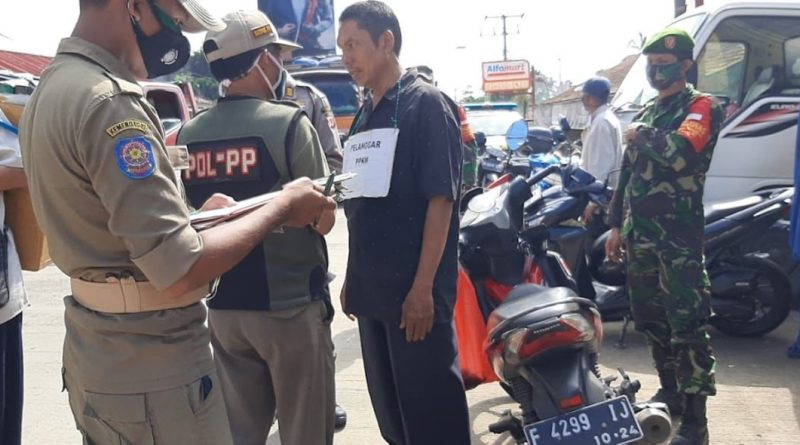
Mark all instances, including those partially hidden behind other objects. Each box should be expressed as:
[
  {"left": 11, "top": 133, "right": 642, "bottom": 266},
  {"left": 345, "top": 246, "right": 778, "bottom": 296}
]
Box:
[{"left": 615, "top": 314, "right": 631, "bottom": 349}]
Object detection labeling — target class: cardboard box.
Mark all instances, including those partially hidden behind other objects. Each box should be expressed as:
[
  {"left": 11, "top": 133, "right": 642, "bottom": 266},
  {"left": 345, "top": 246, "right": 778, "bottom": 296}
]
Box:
[
  {"left": 0, "top": 96, "right": 25, "bottom": 125},
  {"left": 1, "top": 95, "right": 51, "bottom": 271},
  {"left": 5, "top": 188, "right": 51, "bottom": 271}
]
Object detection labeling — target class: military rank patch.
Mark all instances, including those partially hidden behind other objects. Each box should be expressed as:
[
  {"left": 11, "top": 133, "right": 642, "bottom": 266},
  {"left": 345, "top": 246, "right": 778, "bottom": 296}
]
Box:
[
  {"left": 677, "top": 96, "right": 712, "bottom": 153},
  {"left": 115, "top": 137, "right": 157, "bottom": 179},
  {"left": 252, "top": 24, "right": 274, "bottom": 38},
  {"left": 106, "top": 119, "right": 149, "bottom": 137},
  {"left": 285, "top": 86, "right": 295, "bottom": 98}
]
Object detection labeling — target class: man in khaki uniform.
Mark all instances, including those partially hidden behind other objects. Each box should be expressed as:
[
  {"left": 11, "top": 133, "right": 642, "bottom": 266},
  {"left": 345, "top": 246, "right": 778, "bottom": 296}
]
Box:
[
  {"left": 180, "top": 10, "right": 336, "bottom": 444},
  {"left": 18, "top": 1, "right": 335, "bottom": 444}
]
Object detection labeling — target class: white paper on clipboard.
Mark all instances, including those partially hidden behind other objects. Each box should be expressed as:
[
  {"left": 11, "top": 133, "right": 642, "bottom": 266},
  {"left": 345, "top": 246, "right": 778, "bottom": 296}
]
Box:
[
  {"left": 342, "top": 128, "right": 398, "bottom": 199},
  {"left": 189, "top": 173, "right": 356, "bottom": 230}
]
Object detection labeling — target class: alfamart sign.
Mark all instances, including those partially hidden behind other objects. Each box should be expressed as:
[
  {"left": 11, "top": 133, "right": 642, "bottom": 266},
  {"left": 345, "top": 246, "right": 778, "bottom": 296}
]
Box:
[{"left": 482, "top": 59, "right": 532, "bottom": 94}]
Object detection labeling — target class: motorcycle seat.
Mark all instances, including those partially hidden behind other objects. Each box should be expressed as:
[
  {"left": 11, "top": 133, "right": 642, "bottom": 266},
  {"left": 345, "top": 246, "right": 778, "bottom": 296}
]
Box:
[
  {"left": 566, "top": 181, "right": 606, "bottom": 195},
  {"left": 704, "top": 195, "right": 764, "bottom": 223},
  {"left": 487, "top": 285, "right": 595, "bottom": 338}
]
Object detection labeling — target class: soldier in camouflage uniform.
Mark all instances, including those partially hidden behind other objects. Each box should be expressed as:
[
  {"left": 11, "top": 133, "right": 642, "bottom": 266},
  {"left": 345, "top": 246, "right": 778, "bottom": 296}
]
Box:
[{"left": 605, "top": 28, "right": 724, "bottom": 445}]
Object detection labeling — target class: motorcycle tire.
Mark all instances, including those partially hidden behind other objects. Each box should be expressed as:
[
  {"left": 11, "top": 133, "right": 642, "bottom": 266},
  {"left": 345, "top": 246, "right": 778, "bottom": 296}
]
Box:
[{"left": 710, "top": 254, "right": 792, "bottom": 337}]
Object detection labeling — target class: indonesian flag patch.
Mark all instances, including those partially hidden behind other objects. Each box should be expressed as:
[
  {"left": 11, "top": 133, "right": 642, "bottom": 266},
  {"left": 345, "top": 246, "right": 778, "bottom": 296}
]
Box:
[{"left": 677, "top": 96, "right": 713, "bottom": 153}]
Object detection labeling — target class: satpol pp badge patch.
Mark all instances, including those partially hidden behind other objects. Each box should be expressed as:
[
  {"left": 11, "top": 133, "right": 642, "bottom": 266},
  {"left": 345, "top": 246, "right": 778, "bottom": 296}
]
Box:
[{"left": 115, "top": 137, "right": 157, "bottom": 179}]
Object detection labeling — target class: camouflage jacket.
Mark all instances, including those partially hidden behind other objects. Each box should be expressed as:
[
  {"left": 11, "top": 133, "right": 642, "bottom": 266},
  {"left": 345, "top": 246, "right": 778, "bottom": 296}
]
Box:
[{"left": 608, "top": 85, "right": 724, "bottom": 245}]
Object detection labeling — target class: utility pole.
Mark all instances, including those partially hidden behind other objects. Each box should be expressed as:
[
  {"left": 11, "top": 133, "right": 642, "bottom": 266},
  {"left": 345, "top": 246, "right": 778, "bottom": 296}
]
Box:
[{"left": 484, "top": 14, "right": 524, "bottom": 61}]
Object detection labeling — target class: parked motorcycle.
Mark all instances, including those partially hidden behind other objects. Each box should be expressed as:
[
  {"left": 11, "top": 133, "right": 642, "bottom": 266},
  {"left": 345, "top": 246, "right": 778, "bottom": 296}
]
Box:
[
  {"left": 476, "top": 120, "right": 571, "bottom": 189},
  {"left": 526, "top": 162, "right": 794, "bottom": 340},
  {"left": 459, "top": 166, "right": 671, "bottom": 445}
]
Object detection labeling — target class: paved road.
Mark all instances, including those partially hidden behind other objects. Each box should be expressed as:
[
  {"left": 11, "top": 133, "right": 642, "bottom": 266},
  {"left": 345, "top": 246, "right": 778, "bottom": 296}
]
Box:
[{"left": 19, "top": 211, "right": 800, "bottom": 444}]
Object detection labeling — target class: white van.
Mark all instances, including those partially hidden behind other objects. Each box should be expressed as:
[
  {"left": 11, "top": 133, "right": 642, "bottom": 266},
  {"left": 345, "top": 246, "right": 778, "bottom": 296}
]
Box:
[{"left": 612, "top": 1, "right": 800, "bottom": 204}]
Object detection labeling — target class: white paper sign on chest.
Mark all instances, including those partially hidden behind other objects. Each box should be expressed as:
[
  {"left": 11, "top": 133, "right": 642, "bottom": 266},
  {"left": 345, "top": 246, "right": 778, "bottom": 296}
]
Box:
[{"left": 342, "top": 128, "right": 399, "bottom": 199}]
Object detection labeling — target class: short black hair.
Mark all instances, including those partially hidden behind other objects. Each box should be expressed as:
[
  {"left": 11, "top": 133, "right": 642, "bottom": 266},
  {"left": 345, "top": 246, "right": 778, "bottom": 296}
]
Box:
[
  {"left": 339, "top": 1, "right": 402, "bottom": 56},
  {"left": 79, "top": 0, "right": 107, "bottom": 9},
  {"left": 204, "top": 40, "right": 264, "bottom": 81}
]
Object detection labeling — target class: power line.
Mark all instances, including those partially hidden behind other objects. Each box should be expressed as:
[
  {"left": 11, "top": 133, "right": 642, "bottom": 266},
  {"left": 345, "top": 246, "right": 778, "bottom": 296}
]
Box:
[{"left": 483, "top": 14, "right": 524, "bottom": 61}]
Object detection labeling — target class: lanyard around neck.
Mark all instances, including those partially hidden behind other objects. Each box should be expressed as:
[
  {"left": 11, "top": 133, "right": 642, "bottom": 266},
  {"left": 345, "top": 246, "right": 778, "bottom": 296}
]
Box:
[{"left": 349, "top": 79, "right": 402, "bottom": 137}]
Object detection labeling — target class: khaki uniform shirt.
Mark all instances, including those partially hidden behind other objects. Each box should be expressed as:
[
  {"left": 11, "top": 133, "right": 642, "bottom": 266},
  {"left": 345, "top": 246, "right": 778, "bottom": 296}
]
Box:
[
  {"left": 19, "top": 37, "right": 211, "bottom": 393},
  {"left": 285, "top": 74, "right": 343, "bottom": 173}
]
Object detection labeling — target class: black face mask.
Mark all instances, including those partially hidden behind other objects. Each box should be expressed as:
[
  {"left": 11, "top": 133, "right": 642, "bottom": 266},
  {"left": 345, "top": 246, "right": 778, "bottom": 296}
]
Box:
[{"left": 131, "top": 7, "right": 190, "bottom": 79}]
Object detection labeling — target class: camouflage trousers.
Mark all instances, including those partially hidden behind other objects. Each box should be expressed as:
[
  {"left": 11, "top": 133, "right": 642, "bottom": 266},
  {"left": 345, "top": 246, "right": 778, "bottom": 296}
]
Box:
[{"left": 626, "top": 235, "right": 717, "bottom": 396}]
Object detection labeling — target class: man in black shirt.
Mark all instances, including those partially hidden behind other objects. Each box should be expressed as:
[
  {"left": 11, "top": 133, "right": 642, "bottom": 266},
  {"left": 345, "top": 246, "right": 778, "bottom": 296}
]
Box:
[{"left": 337, "top": 2, "right": 470, "bottom": 444}]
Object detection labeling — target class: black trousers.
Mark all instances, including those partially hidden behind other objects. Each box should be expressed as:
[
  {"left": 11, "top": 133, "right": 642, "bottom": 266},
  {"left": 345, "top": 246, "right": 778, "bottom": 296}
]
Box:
[
  {"left": 0, "top": 312, "right": 23, "bottom": 445},
  {"left": 358, "top": 318, "right": 471, "bottom": 445}
]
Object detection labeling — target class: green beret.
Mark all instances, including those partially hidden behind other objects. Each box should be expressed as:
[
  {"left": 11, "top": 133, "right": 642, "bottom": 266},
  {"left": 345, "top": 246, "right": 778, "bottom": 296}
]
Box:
[{"left": 642, "top": 28, "right": 695, "bottom": 59}]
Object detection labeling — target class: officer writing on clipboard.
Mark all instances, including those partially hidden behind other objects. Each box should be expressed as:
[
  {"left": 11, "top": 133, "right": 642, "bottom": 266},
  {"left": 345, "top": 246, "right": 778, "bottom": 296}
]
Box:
[
  {"left": 336, "top": 1, "right": 471, "bottom": 443},
  {"left": 19, "top": 1, "right": 335, "bottom": 443}
]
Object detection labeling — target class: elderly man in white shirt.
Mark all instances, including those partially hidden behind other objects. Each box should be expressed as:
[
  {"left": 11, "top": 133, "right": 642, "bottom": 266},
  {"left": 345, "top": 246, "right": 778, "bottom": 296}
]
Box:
[
  {"left": 580, "top": 76, "right": 623, "bottom": 223},
  {"left": 0, "top": 108, "right": 28, "bottom": 445}
]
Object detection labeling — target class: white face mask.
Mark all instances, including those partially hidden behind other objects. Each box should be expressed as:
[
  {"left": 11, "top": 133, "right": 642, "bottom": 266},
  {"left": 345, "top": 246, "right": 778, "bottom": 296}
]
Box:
[
  {"left": 255, "top": 51, "right": 286, "bottom": 100},
  {"left": 218, "top": 79, "right": 232, "bottom": 98}
]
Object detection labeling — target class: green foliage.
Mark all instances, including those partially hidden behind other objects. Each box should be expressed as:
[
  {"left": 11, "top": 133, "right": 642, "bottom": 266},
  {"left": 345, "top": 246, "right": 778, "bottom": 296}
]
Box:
[
  {"left": 534, "top": 70, "right": 558, "bottom": 103},
  {"left": 163, "top": 50, "right": 219, "bottom": 100}
]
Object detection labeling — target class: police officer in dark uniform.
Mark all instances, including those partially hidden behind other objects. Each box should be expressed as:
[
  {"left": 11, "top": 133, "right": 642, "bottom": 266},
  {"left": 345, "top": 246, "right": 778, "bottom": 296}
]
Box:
[
  {"left": 284, "top": 73, "right": 345, "bottom": 173},
  {"left": 337, "top": 2, "right": 470, "bottom": 444}
]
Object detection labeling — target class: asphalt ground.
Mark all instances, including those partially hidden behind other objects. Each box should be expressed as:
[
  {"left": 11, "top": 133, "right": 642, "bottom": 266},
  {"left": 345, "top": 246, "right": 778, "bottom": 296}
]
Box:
[{"left": 19, "top": 210, "right": 800, "bottom": 444}]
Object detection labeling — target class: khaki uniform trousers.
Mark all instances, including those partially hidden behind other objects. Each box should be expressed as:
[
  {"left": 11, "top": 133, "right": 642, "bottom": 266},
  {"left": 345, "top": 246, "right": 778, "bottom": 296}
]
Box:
[
  {"left": 209, "top": 300, "right": 335, "bottom": 445},
  {"left": 64, "top": 370, "right": 232, "bottom": 445}
]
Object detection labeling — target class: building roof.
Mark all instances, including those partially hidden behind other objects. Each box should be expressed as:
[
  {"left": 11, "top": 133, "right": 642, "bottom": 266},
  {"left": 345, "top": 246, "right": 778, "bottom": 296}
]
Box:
[
  {"left": 0, "top": 50, "right": 53, "bottom": 77},
  {"left": 542, "top": 54, "right": 638, "bottom": 105}
]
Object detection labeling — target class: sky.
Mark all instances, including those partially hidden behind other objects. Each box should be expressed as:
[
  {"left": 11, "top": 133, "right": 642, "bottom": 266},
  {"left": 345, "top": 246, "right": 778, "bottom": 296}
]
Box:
[{"left": 0, "top": 0, "right": 682, "bottom": 98}]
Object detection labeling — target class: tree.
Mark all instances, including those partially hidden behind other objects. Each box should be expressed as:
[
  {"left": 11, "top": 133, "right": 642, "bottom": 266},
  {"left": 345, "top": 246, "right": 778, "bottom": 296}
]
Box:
[
  {"left": 534, "top": 70, "right": 558, "bottom": 103},
  {"left": 159, "top": 50, "right": 219, "bottom": 100},
  {"left": 628, "top": 31, "right": 647, "bottom": 51}
]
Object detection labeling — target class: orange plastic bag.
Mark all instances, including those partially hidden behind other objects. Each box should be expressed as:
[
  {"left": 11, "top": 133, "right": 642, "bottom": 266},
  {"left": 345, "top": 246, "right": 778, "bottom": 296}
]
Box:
[{"left": 454, "top": 267, "right": 499, "bottom": 389}]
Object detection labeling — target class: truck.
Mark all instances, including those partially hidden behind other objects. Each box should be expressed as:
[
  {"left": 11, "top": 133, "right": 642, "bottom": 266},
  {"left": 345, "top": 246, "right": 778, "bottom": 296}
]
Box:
[
  {"left": 141, "top": 81, "right": 198, "bottom": 146},
  {"left": 612, "top": 0, "right": 800, "bottom": 205}
]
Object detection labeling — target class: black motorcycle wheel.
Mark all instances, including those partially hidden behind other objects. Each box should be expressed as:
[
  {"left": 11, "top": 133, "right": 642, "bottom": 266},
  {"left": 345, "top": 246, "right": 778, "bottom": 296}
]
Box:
[{"left": 710, "top": 254, "right": 792, "bottom": 337}]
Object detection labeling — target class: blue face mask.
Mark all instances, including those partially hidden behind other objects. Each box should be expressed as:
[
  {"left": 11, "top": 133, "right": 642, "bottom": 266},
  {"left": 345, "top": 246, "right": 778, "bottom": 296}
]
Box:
[{"left": 646, "top": 61, "right": 685, "bottom": 91}]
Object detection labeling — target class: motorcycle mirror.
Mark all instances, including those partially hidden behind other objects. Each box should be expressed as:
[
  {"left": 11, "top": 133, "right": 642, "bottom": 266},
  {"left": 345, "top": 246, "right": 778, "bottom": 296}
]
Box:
[
  {"left": 506, "top": 120, "right": 528, "bottom": 152},
  {"left": 475, "top": 131, "right": 487, "bottom": 148},
  {"left": 559, "top": 116, "right": 571, "bottom": 132}
]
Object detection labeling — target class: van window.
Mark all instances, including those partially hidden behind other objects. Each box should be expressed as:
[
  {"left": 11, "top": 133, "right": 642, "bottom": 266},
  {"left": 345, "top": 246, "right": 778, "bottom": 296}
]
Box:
[
  {"left": 698, "top": 15, "right": 800, "bottom": 117},
  {"left": 786, "top": 36, "right": 800, "bottom": 83},
  {"left": 696, "top": 41, "right": 747, "bottom": 114}
]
